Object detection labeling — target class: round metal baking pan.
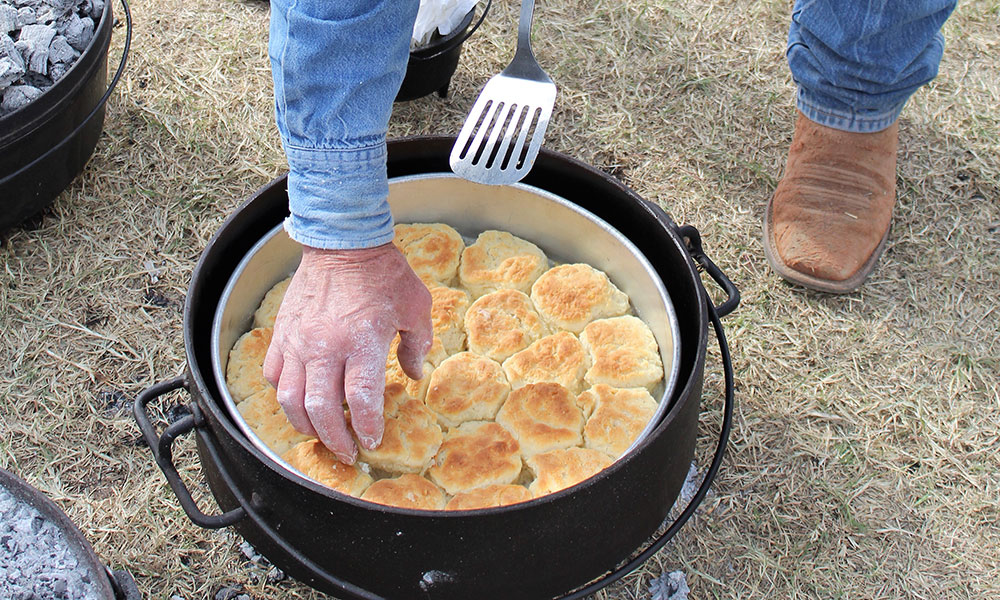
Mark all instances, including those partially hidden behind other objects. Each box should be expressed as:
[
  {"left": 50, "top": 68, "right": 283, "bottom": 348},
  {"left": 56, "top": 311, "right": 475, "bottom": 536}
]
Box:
[{"left": 210, "top": 173, "right": 682, "bottom": 486}]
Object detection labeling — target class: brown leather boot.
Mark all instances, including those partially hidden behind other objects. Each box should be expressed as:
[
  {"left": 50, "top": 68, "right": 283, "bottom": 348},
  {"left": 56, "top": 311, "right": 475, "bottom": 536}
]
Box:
[{"left": 763, "top": 110, "right": 898, "bottom": 293}]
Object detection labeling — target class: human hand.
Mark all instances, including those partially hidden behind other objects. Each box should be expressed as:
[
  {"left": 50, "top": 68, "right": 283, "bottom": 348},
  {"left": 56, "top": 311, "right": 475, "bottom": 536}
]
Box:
[{"left": 263, "top": 243, "right": 433, "bottom": 463}]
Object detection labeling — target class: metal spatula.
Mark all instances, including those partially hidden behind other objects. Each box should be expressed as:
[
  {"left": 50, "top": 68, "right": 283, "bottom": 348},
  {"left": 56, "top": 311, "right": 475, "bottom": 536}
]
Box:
[{"left": 449, "top": 0, "right": 556, "bottom": 185}]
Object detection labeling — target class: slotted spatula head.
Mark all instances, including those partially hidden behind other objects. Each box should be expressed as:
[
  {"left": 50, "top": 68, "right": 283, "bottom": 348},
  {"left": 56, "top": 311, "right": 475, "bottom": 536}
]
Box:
[{"left": 450, "top": 0, "right": 556, "bottom": 186}]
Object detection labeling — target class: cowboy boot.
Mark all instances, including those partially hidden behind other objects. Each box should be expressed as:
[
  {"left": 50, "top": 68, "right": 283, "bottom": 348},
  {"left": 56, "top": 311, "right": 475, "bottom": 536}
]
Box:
[{"left": 763, "top": 110, "right": 898, "bottom": 293}]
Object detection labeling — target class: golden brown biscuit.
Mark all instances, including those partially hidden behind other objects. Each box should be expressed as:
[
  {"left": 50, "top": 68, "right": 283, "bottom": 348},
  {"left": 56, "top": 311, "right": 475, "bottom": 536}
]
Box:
[
  {"left": 465, "top": 289, "right": 547, "bottom": 362},
  {"left": 501, "top": 332, "right": 589, "bottom": 394},
  {"left": 226, "top": 327, "right": 273, "bottom": 402},
  {"left": 526, "top": 447, "right": 613, "bottom": 498},
  {"left": 360, "top": 473, "right": 447, "bottom": 510},
  {"left": 282, "top": 439, "right": 374, "bottom": 496},
  {"left": 252, "top": 276, "right": 292, "bottom": 329},
  {"left": 429, "top": 285, "right": 471, "bottom": 355},
  {"left": 384, "top": 334, "right": 448, "bottom": 401},
  {"left": 427, "top": 421, "right": 522, "bottom": 495},
  {"left": 581, "top": 384, "right": 659, "bottom": 457},
  {"left": 356, "top": 383, "right": 443, "bottom": 474},
  {"left": 424, "top": 352, "right": 510, "bottom": 429},
  {"left": 495, "top": 383, "right": 585, "bottom": 458},
  {"left": 237, "top": 388, "right": 313, "bottom": 456},
  {"left": 445, "top": 484, "right": 532, "bottom": 510},
  {"left": 458, "top": 230, "right": 548, "bottom": 298},
  {"left": 530, "top": 263, "right": 630, "bottom": 333},
  {"left": 393, "top": 223, "right": 465, "bottom": 286},
  {"left": 580, "top": 316, "right": 664, "bottom": 391}
]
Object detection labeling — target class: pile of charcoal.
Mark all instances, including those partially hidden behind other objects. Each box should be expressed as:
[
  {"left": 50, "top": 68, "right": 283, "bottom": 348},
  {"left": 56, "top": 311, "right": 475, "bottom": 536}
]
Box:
[
  {"left": 0, "top": 484, "right": 99, "bottom": 600},
  {"left": 0, "top": 0, "right": 104, "bottom": 117}
]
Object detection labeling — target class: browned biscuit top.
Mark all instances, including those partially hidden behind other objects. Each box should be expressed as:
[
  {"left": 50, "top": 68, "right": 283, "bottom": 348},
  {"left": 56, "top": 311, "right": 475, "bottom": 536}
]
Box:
[
  {"left": 580, "top": 316, "right": 663, "bottom": 391},
  {"left": 465, "top": 289, "right": 547, "bottom": 362},
  {"left": 429, "top": 284, "right": 471, "bottom": 356},
  {"left": 581, "top": 384, "right": 659, "bottom": 457},
  {"left": 427, "top": 421, "right": 523, "bottom": 495},
  {"left": 495, "top": 382, "right": 585, "bottom": 458},
  {"left": 237, "top": 387, "right": 313, "bottom": 457},
  {"left": 526, "top": 447, "right": 614, "bottom": 498},
  {"left": 445, "top": 484, "right": 533, "bottom": 511},
  {"left": 226, "top": 327, "right": 273, "bottom": 403},
  {"left": 458, "top": 230, "right": 548, "bottom": 298},
  {"left": 501, "top": 331, "right": 589, "bottom": 394},
  {"left": 424, "top": 352, "right": 510, "bottom": 429},
  {"left": 394, "top": 223, "right": 465, "bottom": 285},
  {"left": 282, "top": 439, "right": 374, "bottom": 497},
  {"left": 360, "top": 473, "right": 447, "bottom": 510},
  {"left": 356, "top": 383, "right": 443, "bottom": 474},
  {"left": 252, "top": 276, "right": 292, "bottom": 329},
  {"left": 530, "top": 263, "right": 630, "bottom": 333}
]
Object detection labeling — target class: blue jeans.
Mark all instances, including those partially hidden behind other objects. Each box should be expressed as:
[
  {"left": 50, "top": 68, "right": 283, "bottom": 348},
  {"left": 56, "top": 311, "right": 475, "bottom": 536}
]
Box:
[
  {"left": 269, "top": 0, "right": 418, "bottom": 249},
  {"left": 271, "top": 1, "right": 957, "bottom": 247},
  {"left": 788, "top": 0, "right": 956, "bottom": 133}
]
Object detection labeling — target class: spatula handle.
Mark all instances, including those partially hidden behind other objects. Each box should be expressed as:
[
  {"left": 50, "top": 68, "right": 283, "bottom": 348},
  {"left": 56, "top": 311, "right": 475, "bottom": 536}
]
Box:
[{"left": 517, "top": 0, "right": 536, "bottom": 51}]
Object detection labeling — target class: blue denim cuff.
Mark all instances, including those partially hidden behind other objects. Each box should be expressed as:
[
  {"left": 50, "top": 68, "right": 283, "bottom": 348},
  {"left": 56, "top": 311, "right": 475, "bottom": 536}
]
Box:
[
  {"left": 796, "top": 87, "right": 904, "bottom": 133},
  {"left": 283, "top": 141, "right": 395, "bottom": 250}
]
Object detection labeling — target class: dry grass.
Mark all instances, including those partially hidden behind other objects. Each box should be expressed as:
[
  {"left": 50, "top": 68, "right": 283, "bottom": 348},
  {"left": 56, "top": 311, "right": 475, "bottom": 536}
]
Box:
[{"left": 1, "top": 0, "right": 998, "bottom": 598}]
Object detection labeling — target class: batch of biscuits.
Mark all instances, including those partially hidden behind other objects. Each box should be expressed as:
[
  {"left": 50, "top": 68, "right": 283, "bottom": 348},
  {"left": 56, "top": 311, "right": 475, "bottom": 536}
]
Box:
[{"left": 226, "top": 223, "right": 665, "bottom": 511}]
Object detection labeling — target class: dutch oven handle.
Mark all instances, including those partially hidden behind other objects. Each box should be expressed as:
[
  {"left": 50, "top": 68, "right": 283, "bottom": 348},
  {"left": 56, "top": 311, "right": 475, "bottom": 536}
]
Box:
[
  {"left": 134, "top": 378, "right": 381, "bottom": 599},
  {"left": 677, "top": 224, "right": 740, "bottom": 318},
  {"left": 133, "top": 376, "right": 247, "bottom": 529}
]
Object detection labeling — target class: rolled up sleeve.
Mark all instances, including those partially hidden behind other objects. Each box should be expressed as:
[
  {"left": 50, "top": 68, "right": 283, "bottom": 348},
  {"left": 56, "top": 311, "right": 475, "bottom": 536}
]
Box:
[{"left": 269, "top": 0, "right": 419, "bottom": 249}]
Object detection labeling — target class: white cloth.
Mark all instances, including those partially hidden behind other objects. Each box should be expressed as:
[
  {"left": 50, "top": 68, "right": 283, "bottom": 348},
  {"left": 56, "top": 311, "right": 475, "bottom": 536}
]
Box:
[{"left": 411, "top": 0, "right": 479, "bottom": 48}]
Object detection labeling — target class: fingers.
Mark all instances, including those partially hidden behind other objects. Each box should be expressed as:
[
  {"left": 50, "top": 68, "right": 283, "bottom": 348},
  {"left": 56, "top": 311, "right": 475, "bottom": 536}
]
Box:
[
  {"left": 262, "top": 339, "right": 284, "bottom": 388},
  {"left": 343, "top": 350, "right": 388, "bottom": 451},
  {"left": 274, "top": 354, "right": 315, "bottom": 436},
  {"left": 304, "top": 360, "right": 356, "bottom": 464},
  {"left": 396, "top": 288, "right": 434, "bottom": 380}
]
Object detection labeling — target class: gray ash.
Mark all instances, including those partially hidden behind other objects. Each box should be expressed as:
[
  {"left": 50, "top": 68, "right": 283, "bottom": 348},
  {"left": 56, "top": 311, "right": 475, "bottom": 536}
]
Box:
[
  {"left": 1, "top": 0, "right": 105, "bottom": 116},
  {"left": 0, "top": 484, "right": 100, "bottom": 599}
]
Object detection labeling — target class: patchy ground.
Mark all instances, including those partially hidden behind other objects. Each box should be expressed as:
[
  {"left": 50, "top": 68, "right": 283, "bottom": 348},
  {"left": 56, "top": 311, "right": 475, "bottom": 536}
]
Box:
[{"left": 1, "top": 0, "right": 997, "bottom": 598}]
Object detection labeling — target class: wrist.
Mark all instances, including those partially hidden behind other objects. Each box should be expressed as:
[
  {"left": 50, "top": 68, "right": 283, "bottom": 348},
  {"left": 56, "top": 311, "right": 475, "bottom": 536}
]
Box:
[{"left": 300, "top": 242, "right": 398, "bottom": 268}]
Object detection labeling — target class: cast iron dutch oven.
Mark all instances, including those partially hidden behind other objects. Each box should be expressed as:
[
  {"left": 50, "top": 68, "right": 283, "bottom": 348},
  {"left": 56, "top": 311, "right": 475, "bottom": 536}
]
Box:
[
  {"left": 134, "top": 136, "right": 738, "bottom": 599},
  {"left": 0, "top": 0, "right": 131, "bottom": 234}
]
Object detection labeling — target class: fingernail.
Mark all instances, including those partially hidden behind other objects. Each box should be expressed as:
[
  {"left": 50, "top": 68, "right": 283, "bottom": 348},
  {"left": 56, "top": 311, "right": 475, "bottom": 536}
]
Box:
[
  {"left": 359, "top": 432, "right": 382, "bottom": 450},
  {"left": 337, "top": 446, "right": 358, "bottom": 465}
]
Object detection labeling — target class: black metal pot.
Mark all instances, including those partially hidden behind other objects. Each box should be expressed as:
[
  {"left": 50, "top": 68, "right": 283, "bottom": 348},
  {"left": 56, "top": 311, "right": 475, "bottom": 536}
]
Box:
[
  {"left": 0, "top": 0, "right": 131, "bottom": 234},
  {"left": 395, "top": 1, "right": 490, "bottom": 102},
  {"left": 134, "top": 136, "right": 738, "bottom": 599},
  {"left": 0, "top": 467, "right": 140, "bottom": 600}
]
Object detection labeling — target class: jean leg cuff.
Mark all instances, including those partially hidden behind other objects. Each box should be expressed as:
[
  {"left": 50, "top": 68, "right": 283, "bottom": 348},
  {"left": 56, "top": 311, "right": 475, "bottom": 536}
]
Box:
[{"left": 796, "top": 88, "right": 904, "bottom": 133}]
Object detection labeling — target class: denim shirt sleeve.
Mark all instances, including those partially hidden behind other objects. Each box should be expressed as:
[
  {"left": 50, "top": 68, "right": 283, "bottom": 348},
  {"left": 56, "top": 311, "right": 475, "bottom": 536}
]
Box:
[{"left": 269, "top": 0, "right": 419, "bottom": 249}]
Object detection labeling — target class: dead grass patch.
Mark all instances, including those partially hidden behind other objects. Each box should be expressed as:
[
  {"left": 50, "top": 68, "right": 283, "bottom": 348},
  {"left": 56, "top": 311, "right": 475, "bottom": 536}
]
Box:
[{"left": 1, "top": 0, "right": 997, "bottom": 598}]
